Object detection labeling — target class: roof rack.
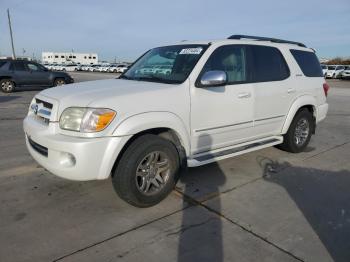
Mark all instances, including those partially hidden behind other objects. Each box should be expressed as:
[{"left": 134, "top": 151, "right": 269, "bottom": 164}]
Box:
[{"left": 227, "top": 35, "right": 306, "bottom": 48}]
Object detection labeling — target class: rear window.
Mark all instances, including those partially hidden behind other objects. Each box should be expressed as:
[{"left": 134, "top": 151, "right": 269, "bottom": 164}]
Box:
[
  {"left": 290, "top": 49, "right": 323, "bottom": 77},
  {"left": 251, "top": 45, "right": 290, "bottom": 82}
]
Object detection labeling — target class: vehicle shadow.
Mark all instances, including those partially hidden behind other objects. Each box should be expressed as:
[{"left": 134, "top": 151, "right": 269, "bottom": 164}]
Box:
[
  {"left": 13, "top": 86, "right": 48, "bottom": 92},
  {"left": 0, "top": 95, "right": 21, "bottom": 103},
  {"left": 261, "top": 158, "right": 350, "bottom": 262},
  {"left": 177, "top": 134, "right": 226, "bottom": 262}
]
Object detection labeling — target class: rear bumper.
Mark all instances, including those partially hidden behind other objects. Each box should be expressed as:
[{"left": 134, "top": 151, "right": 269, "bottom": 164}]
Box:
[
  {"left": 316, "top": 103, "right": 328, "bottom": 123},
  {"left": 23, "top": 116, "right": 131, "bottom": 181}
]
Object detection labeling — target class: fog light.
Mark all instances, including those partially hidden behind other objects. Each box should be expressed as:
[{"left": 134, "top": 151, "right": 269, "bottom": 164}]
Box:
[{"left": 59, "top": 152, "right": 76, "bottom": 167}]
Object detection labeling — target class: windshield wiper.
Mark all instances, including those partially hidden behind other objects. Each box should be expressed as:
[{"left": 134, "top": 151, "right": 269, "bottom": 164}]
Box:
[
  {"left": 134, "top": 76, "right": 178, "bottom": 84},
  {"left": 119, "top": 75, "right": 130, "bottom": 80}
]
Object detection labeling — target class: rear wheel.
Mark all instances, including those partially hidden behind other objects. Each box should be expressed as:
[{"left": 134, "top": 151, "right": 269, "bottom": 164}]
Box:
[
  {"left": 53, "top": 78, "right": 66, "bottom": 86},
  {"left": 278, "top": 109, "right": 314, "bottom": 153},
  {"left": 112, "top": 134, "right": 180, "bottom": 207},
  {"left": 0, "top": 79, "right": 15, "bottom": 93}
]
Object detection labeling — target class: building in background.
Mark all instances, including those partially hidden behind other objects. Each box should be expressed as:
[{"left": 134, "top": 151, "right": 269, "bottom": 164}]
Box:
[{"left": 42, "top": 52, "right": 98, "bottom": 65}]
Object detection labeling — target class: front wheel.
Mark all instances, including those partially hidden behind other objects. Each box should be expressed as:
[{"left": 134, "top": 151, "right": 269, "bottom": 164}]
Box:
[
  {"left": 278, "top": 109, "right": 314, "bottom": 153},
  {"left": 53, "top": 78, "right": 66, "bottom": 86},
  {"left": 112, "top": 134, "right": 180, "bottom": 207}
]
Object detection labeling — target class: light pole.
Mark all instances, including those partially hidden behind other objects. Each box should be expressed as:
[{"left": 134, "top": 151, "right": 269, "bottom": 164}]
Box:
[{"left": 7, "top": 8, "right": 16, "bottom": 59}]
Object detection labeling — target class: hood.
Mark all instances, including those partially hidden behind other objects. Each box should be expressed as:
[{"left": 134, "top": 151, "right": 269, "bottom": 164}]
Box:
[
  {"left": 40, "top": 78, "right": 173, "bottom": 104},
  {"left": 38, "top": 78, "right": 188, "bottom": 121}
]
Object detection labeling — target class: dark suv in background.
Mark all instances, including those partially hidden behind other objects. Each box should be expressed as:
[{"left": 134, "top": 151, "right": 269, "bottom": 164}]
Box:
[{"left": 0, "top": 59, "right": 74, "bottom": 93}]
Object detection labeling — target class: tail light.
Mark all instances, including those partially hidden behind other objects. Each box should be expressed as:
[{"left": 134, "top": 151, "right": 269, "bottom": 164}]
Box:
[{"left": 323, "top": 83, "right": 330, "bottom": 97}]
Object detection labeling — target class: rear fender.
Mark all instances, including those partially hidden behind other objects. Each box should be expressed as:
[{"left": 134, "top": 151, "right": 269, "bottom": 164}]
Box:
[{"left": 281, "top": 95, "right": 316, "bottom": 134}]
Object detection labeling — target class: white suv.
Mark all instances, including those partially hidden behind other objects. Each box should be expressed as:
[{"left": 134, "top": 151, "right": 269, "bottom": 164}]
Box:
[{"left": 23, "top": 35, "right": 329, "bottom": 207}]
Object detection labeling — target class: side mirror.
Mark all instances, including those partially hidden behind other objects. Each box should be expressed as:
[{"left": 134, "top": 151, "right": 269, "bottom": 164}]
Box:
[{"left": 199, "top": 70, "right": 227, "bottom": 87}]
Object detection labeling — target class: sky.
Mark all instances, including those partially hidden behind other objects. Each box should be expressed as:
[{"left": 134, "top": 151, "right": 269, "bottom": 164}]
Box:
[{"left": 0, "top": 0, "right": 349, "bottom": 62}]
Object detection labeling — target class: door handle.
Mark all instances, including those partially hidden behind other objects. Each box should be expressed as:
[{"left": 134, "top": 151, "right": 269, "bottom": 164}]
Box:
[
  {"left": 237, "top": 92, "right": 251, "bottom": 99},
  {"left": 287, "top": 88, "right": 296, "bottom": 94}
]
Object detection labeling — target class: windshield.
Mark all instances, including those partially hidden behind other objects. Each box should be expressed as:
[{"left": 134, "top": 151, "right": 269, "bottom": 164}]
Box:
[
  {"left": 122, "top": 44, "right": 208, "bottom": 84},
  {"left": 328, "top": 66, "right": 336, "bottom": 70}
]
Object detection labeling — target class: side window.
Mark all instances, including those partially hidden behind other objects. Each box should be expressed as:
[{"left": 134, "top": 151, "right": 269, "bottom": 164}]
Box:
[
  {"left": 12, "top": 61, "right": 27, "bottom": 71},
  {"left": 201, "top": 45, "right": 248, "bottom": 84},
  {"left": 290, "top": 49, "right": 322, "bottom": 77},
  {"left": 251, "top": 45, "right": 290, "bottom": 82},
  {"left": 27, "top": 63, "right": 41, "bottom": 71}
]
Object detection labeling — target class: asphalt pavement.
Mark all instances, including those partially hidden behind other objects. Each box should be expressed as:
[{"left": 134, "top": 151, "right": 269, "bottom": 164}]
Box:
[{"left": 0, "top": 74, "right": 349, "bottom": 262}]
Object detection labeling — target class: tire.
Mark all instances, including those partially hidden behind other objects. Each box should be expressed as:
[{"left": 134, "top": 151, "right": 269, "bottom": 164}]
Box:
[
  {"left": 0, "top": 79, "right": 15, "bottom": 93},
  {"left": 278, "top": 109, "right": 314, "bottom": 153},
  {"left": 112, "top": 134, "right": 180, "bottom": 207},
  {"left": 53, "top": 78, "right": 66, "bottom": 87}
]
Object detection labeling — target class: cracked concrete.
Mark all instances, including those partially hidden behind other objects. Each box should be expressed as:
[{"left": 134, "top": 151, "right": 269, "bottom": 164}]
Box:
[{"left": 0, "top": 75, "right": 349, "bottom": 262}]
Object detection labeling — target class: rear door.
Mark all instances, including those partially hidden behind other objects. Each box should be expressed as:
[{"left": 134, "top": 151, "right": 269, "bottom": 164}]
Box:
[
  {"left": 10, "top": 61, "right": 32, "bottom": 85},
  {"left": 250, "top": 45, "right": 295, "bottom": 138}
]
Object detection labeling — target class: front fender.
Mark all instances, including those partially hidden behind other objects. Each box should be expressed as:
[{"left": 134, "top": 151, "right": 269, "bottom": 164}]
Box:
[
  {"left": 281, "top": 95, "right": 316, "bottom": 134},
  {"left": 112, "top": 112, "right": 190, "bottom": 155}
]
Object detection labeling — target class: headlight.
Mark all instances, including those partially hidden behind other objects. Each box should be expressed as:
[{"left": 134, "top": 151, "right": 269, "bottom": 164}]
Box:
[{"left": 59, "top": 107, "right": 116, "bottom": 132}]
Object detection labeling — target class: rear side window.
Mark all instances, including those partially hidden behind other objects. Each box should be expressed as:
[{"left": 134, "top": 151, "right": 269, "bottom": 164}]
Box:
[
  {"left": 251, "top": 45, "right": 290, "bottom": 82},
  {"left": 0, "top": 61, "right": 7, "bottom": 68},
  {"left": 11, "top": 61, "right": 27, "bottom": 71},
  {"left": 290, "top": 49, "right": 323, "bottom": 77}
]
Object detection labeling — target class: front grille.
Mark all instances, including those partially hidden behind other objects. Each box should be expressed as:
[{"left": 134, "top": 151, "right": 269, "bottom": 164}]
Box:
[
  {"left": 31, "top": 97, "right": 54, "bottom": 125},
  {"left": 28, "top": 137, "right": 48, "bottom": 157},
  {"left": 36, "top": 98, "right": 53, "bottom": 109}
]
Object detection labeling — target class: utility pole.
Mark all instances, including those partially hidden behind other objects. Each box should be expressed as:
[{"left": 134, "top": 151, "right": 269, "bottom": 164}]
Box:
[{"left": 7, "top": 9, "right": 16, "bottom": 59}]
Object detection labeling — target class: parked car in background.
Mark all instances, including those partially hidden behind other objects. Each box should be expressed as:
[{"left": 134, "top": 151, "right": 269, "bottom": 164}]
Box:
[
  {"left": 99, "top": 64, "right": 111, "bottom": 72},
  {"left": 63, "top": 64, "right": 79, "bottom": 72},
  {"left": 80, "top": 65, "right": 90, "bottom": 71},
  {"left": 0, "top": 59, "right": 73, "bottom": 93},
  {"left": 23, "top": 35, "right": 328, "bottom": 207},
  {"left": 54, "top": 64, "right": 66, "bottom": 71},
  {"left": 90, "top": 64, "right": 102, "bottom": 72},
  {"left": 340, "top": 66, "right": 350, "bottom": 80},
  {"left": 321, "top": 64, "right": 328, "bottom": 77},
  {"left": 326, "top": 65, "right": 345, "bottom": 78},
  {"left": 108, "top": 64, "right": 118, "bottom": 73},
  {"left": 116, "top": 64, "right": 129, "bottom": 73}
]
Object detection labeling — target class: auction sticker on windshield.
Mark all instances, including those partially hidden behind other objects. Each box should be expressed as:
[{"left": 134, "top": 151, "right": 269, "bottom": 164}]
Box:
[{"left": 179, "top": 47, "right": 203, "bottom": 55}]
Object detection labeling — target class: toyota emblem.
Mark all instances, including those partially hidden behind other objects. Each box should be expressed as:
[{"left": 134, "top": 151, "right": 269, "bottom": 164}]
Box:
[{"left": 33, "top": 104, "right": 39, "bottom": 115}]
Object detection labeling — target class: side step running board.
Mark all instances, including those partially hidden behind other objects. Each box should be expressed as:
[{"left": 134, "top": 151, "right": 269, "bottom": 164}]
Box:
[{"left": 187, "top": 136, "right": 283, "bottom": 167}]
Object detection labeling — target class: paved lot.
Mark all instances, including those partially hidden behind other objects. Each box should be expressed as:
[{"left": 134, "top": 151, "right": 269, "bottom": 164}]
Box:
[{"left": 0, "top": 74, "right": 349, "bottom": 262}]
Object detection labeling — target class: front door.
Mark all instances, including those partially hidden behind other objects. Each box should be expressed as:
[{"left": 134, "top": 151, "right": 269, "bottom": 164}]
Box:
[
  {"left": 25, "top": 62, "right": 51, "bottom": 86},
  {"left": 190, "top": 45, "right": 255, "bottom": 155}
]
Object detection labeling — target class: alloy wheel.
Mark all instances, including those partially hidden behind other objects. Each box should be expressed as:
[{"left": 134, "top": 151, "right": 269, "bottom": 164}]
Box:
[
  {"left": 294, "top": 118, "right": 310, "bottom": 146},
  {"left": 135, "top": 151, "right": 171, "bottom": 195},
  {"left": 1, "top": 80, "right": 14, "bottom": 92}
]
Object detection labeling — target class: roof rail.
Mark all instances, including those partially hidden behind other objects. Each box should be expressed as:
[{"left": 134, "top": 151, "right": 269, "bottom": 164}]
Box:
[{"left": 227, "top": 35, "right": 306, "bottom": 48}]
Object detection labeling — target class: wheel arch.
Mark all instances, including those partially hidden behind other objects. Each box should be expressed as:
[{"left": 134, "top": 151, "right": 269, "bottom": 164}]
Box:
[
  {"left": 281, "top": 95, "right": 317, "bottom": 134},
  {"left": 0, "top": 76, "right": 16, "bottom": 85},
  {"left": 110, "top": 112, "right": 190, "bottom": 177}
]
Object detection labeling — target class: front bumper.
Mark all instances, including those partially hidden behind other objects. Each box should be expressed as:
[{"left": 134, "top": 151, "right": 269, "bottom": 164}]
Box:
[{"left": 23, "top": 116, "right": 131, "bottom": 181}]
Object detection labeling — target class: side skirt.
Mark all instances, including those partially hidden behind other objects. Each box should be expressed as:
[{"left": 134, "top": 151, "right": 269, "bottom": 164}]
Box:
[{"left": 187, "top": 136, "right": 283, "bottom": 167}]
